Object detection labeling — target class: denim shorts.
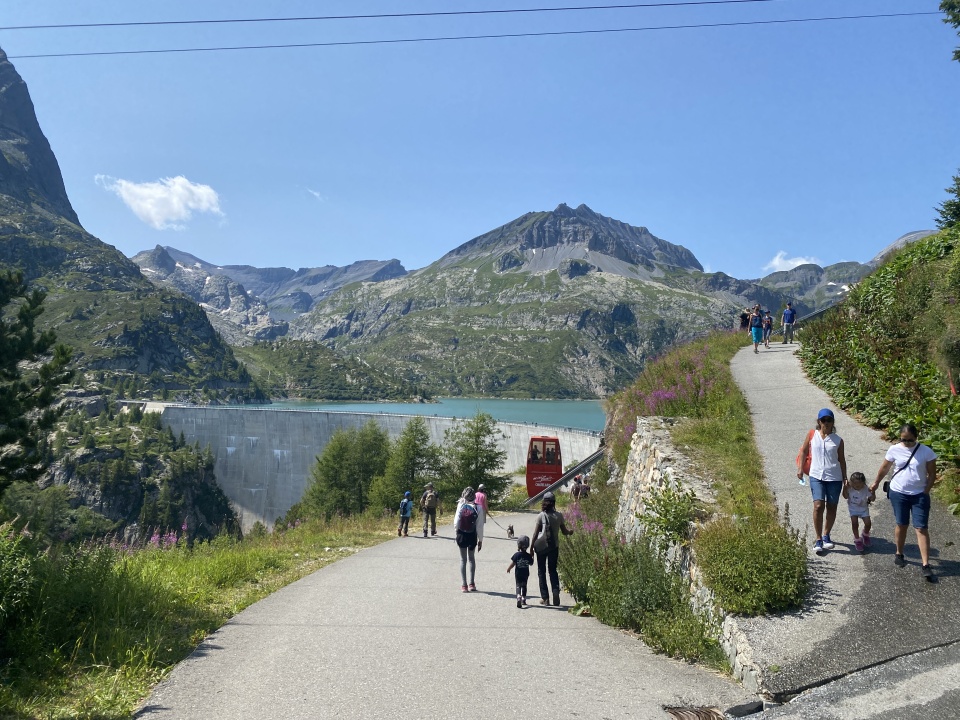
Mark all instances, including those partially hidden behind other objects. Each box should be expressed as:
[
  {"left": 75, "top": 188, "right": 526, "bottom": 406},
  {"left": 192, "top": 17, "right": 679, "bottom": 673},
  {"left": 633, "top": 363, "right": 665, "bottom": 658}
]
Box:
[
  {"left": 889, "top": 490, "right": 930, "bottom": 529},
  {"left": 810, "top": 478, "right": 842, "bottom": 505}
]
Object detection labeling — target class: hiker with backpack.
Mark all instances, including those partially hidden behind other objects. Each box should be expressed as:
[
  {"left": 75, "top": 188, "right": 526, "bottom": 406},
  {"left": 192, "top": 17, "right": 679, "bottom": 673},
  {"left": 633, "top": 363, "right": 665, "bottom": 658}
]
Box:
[
  {"left": 420, "top": 482, "right": 439, "bottom": 537},
  {"left": 398, "top": 491, "right": 413, "bottom": 537},
  {"left": 454, "top": 487, "right": 485, "bottom": 592},
  {"left": 529, "top": 491, "right": 573, "bottom": 606}
]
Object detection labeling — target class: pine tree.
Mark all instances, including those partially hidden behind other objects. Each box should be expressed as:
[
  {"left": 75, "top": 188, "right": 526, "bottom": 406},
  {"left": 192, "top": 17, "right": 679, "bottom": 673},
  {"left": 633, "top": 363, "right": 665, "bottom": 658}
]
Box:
[
  {"left": 935, "top": 171, "right": 960, "bottom": 229},
  {"left": 0, "top": 272, "right": 73, "bottom": 494},
  {"left": 944, "top": 1, "right": 960, "bottom": 62},
  {"left": 442, "top": 412, "right": 508, "bottom": 501}
]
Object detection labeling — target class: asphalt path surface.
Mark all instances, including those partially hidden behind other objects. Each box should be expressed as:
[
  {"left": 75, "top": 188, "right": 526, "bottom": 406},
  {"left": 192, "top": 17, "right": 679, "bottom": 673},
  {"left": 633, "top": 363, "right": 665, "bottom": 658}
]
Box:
[
  {"left": 731, "top": 341, "right": 960, "bottom": 716},
  {"left": 137, "top": 512, "right": 753, "bottom": 719}
]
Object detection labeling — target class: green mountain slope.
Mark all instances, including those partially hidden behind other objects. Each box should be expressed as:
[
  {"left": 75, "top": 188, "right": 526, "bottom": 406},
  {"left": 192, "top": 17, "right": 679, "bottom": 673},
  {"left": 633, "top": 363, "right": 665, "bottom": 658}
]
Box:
[{"left": 291, "top": 205, "right": 777, "bottom": 397}]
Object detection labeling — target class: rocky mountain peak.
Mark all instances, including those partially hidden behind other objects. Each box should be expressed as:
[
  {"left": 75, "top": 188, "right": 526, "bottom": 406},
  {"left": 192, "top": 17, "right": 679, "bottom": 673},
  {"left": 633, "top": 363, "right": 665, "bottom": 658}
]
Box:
[
  {"left": 0, "top": 47, "right": 79, "bottom": 224},
  {"left": 439, "top": 203, "right": 703, "bottom": 277}
]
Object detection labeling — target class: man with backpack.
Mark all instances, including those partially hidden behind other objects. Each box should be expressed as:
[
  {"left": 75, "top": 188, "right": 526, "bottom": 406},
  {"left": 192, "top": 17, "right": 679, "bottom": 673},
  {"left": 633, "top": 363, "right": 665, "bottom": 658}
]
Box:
[
  {"left": 454, "top": 487, "right": 485, "bottom": 592},
  {"left": 420, "top": 482, "right": 439, "bottom": 537}
]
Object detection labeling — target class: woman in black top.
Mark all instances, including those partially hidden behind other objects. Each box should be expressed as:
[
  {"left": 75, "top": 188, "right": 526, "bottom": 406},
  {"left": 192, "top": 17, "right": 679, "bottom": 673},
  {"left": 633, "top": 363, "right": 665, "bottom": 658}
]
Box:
[{"left": 529, "top": 492, "right": 573, "bottom": 606}]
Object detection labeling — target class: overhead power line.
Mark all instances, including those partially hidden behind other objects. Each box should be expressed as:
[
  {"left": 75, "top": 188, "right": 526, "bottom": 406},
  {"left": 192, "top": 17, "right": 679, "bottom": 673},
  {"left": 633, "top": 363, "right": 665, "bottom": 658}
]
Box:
[
  {"left": 0, "top": 1, "right": 829, "bottom": 32},
  {"left": 5, "top": 11, "right": 940, "bottom": 60}
]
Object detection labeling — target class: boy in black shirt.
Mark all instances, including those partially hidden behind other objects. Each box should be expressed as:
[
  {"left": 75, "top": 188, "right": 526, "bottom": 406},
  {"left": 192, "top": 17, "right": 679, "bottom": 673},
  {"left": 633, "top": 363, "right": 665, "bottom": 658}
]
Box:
[{"left": 507, "top": 535, "right": 533, "bottom": 608}]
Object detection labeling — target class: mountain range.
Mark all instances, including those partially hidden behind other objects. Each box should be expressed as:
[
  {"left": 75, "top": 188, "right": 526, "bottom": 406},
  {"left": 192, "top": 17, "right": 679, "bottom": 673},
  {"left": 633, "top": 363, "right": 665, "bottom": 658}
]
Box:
[{"left": 132, "top": 203, "right": 912, "bottom": 397}]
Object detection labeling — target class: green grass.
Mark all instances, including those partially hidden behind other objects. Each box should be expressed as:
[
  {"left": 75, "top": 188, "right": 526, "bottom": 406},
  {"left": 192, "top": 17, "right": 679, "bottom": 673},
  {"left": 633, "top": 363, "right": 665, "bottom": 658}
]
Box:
[{"left": 0, "top": 515, "right": 395, "bottom": 720}]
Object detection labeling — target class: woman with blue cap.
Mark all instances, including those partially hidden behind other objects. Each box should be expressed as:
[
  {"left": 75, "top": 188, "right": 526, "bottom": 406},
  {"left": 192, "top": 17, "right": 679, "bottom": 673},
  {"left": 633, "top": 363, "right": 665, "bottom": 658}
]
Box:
[{"left": 797, "top": 409, "right": 847, "bottom": 554}]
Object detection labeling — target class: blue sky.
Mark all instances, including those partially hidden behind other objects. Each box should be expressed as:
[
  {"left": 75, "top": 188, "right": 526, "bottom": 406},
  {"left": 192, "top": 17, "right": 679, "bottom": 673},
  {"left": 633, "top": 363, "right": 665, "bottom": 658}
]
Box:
[{"left": 2, "top": 0, "right": 958, "bottom": 279}]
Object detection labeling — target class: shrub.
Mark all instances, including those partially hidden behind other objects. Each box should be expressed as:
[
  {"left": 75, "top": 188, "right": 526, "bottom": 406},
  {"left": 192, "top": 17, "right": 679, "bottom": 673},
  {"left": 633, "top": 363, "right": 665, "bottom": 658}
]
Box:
[{"left": 694, "top": 510, "right": 807, "bottom": 615}]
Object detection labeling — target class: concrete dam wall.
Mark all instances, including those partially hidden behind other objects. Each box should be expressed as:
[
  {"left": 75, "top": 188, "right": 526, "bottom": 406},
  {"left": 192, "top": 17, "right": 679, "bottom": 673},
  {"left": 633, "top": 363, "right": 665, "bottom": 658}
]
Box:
[{"left": 158, "top": 406, "right": 602, "bottom": 533}]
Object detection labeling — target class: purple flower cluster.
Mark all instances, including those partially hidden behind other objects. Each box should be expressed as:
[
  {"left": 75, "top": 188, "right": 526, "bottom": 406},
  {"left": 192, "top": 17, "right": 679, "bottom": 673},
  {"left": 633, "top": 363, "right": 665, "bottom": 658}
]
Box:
[{"left": 623, "top": 343, "right": 719, "bottom": 419}]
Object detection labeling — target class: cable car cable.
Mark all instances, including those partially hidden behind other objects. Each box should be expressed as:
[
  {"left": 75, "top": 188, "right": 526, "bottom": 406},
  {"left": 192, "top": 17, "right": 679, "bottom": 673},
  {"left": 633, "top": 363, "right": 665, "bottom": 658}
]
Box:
[
  {"left": 5, "top": 11, "right": 940, "bottom": 60},
  {"left": 0, "top": 1, "right": 857, "bottom": 32}
]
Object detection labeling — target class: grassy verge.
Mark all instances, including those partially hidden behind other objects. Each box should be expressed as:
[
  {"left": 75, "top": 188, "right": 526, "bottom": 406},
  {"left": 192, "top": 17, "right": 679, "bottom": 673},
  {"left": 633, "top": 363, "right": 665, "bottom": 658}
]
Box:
[
  {"left": 0, "top": 515, "right": 395, "bottom": 719},
  {"left": 561, "top": 330, "right": 806, "bottom": 658}
]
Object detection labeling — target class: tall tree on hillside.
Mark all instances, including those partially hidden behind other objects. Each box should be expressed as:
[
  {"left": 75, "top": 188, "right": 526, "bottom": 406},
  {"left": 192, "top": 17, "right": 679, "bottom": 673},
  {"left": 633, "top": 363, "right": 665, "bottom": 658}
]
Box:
[
  {"left": 442, "top": 412, "right": 508, "bottom": 501},
  {"left": 368, "top": 416, "right": 441, "bottom": 512},
  {"left": 944, "top": 0, "right": 960, "bottom": 61},
  {"left": 300, "top": 421, "right": 390, "bottom": 518},
  {"left": 936, "top": 171, "right": 960, "bottom": 229},
  {"left": 0, "top": 272, "right": 72, "bottom": 494}
]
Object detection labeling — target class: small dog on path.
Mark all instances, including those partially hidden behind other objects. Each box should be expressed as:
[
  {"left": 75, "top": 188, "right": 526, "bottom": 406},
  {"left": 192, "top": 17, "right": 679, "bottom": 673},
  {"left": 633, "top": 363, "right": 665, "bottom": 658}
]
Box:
[{"left": 507, "top": 525, "right": 515, "bottom": 539}]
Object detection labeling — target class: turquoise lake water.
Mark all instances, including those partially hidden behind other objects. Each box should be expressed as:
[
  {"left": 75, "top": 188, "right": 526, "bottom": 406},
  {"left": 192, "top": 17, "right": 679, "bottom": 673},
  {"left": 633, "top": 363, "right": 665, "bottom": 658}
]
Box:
[{"left": 265, "top": 398, "right": 606, "bottom": 432}]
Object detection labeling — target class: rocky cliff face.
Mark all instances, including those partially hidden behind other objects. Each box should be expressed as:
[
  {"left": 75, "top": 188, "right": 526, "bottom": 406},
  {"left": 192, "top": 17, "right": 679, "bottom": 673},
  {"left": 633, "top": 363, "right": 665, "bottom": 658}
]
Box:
[
  {"left": 132, "top": 246, "right": 408, "bottom": 341},
  {"left": 133, "top": 246, "right": 287, "bottom": 345},
  {"left": 440, "top": 203, "right": 703, "bottom": 277},
  {"left": 0, "top": 48, "right": 78, "bottom": 225}
]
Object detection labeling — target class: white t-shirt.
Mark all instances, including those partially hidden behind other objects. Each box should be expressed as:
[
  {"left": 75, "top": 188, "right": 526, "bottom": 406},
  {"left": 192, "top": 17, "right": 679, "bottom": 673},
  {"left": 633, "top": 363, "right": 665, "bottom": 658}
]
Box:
[
  {"left": 846, "top": 485, "right": 871, "bottom": 517},
  {"left": 886, "top": 443, "right": 938, "bottom": 495},
  {"left": 809, "top": 431, "right": 843, "bottom": 483}
]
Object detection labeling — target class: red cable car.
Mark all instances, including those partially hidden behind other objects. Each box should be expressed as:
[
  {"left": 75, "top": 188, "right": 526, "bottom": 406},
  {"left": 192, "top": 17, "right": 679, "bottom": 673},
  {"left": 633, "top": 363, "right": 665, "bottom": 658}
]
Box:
[{"left": 526, "top": 436, "right": 563, "bottom": 497}]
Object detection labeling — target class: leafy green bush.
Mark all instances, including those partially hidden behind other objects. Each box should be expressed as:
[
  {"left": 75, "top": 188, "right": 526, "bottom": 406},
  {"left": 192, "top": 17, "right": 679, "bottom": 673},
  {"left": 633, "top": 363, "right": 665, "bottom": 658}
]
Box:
[
  {"left": 643, "top": 483, "right": 698, "bottom": 547},
  {"left": 694, "top": 511, "right": 807, "bottom": 615}
]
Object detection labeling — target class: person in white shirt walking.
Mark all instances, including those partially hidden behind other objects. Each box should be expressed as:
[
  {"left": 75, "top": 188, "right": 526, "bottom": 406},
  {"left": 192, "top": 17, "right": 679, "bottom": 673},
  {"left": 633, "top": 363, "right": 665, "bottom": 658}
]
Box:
[{"left": 870, "top": 424, "right": 938, "bottom": 579}]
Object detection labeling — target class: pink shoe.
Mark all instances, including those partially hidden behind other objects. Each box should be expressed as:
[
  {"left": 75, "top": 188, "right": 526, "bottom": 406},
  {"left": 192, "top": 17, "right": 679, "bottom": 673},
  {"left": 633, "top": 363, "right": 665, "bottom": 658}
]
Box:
[
  {"left": 862, "top": 531, "right": 871, "bottom": 547},
  {"left": 854, "top": 537, "right": 864, "bottom": 552},
  {"left": 468, "top": 583, "right": 477, "bottom": 592},
  {"left": 461, "top": 585, "right": 468, "bottom": 593}
]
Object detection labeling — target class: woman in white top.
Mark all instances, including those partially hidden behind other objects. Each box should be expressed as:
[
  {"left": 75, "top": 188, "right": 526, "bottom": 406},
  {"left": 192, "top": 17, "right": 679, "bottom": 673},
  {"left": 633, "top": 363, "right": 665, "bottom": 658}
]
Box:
[
  {"left": 798, "top": 408, "right": 847, "bottom": 555},
  {"left": 870, "top": 424, "right": 938, "bottom": 579}
]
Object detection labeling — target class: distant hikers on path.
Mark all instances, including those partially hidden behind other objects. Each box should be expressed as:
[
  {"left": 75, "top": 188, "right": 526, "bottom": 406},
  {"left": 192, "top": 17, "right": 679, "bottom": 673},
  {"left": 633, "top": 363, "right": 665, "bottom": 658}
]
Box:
[
  {"left": 797, "top": 413, "right": 939, "bottom": 580},
  {"left": 739, "top": 301, "right": 799, "bottom": 351}
]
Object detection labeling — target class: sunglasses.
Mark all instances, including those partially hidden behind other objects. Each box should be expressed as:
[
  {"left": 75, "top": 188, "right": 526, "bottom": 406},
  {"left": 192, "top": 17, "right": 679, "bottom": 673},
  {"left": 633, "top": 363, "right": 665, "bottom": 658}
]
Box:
[{"left": 820, "top": 417, "right": 835, "bottom": 423}]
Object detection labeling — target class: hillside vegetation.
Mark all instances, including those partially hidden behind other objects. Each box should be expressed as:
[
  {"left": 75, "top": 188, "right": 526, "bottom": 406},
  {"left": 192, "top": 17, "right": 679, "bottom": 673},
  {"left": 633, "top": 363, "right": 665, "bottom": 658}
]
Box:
[
  {"left": 231, "top": 339, "right": 428, "bottom": 401},
  {"left": 798, "top": 227, "right": 960, "bottom": 513}
]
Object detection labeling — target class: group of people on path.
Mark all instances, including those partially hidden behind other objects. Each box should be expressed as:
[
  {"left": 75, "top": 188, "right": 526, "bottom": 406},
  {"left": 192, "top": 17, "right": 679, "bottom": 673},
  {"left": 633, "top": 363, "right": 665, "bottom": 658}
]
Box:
[
  {"left": 740, "top": 302, "right": 797, "bottom": 353},
  {"left": 400, "top": 483, "right": 575, "bottom": 606},
  {"left": 453, "top": 487, "right": 572, "bottom": 606},
  {"left": 797, "top": 409, "right": 939, "bottom": 579}
]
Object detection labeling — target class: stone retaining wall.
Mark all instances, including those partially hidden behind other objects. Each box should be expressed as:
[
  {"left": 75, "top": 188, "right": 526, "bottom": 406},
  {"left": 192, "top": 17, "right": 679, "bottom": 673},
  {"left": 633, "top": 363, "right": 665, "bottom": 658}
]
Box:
[{"left": 615, "top": 417, "right": 763, "bottom": 695}]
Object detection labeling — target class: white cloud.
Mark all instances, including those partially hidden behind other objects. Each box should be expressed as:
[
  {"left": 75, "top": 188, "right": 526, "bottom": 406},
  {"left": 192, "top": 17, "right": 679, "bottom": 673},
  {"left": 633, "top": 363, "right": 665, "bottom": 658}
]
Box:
[
  {"left": 96, "top": 175, "right": 223, "bottom": 230},
  {"left": 306, "top": 188, "right": 328, "bottom": 202},
  {"left": 763, "top": 251, "right": 821, "bottom": 273}
]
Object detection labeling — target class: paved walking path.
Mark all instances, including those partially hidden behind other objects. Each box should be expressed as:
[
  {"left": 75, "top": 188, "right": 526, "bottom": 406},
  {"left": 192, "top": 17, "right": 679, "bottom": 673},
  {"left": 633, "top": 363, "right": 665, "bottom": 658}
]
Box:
[
  {"left": 137, "top": 513, "right": 753, "bottom": 720},
  {"left": 730, "top": 343, "right": 960, "bottom": 705}
]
